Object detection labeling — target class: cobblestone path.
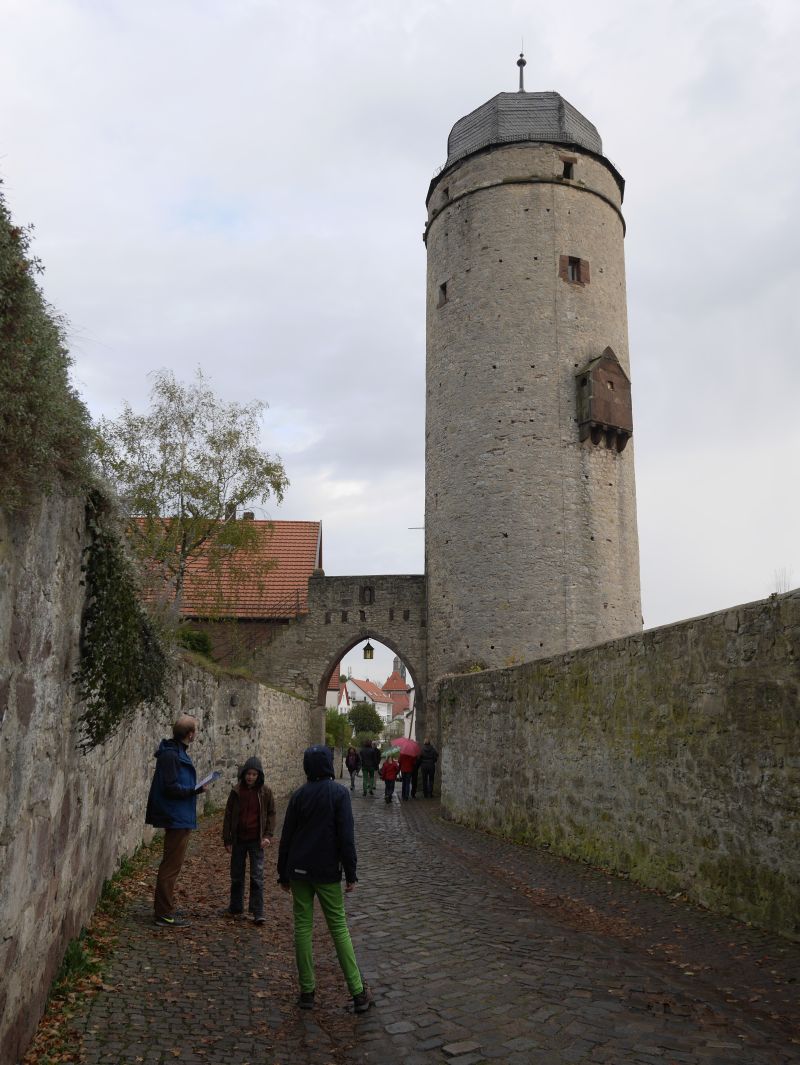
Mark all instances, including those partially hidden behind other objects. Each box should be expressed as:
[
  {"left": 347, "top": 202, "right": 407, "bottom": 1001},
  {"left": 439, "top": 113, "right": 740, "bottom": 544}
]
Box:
[{"left": 74, "top": 789, "right": 800, "bottom": 1065}]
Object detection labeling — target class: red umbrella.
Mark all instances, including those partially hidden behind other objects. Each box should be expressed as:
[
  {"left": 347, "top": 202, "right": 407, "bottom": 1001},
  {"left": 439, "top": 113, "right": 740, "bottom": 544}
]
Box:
[{"left": 393, "top": 736, "right": 421, "bottom": 757}]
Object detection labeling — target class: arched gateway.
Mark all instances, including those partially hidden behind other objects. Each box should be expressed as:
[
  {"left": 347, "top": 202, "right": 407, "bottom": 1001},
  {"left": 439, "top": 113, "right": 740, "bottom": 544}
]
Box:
[{"left": 252, "top": 572, "right": 427, "bottom": 742}]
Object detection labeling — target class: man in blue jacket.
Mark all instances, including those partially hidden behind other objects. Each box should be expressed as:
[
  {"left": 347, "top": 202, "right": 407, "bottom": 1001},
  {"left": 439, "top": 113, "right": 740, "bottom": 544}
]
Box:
[
  {"left": 146, "top": 715, "right": 206, "bottom": 927},
  {"left": 278, "top": 746, "right": 374, "bottom": 1013}
]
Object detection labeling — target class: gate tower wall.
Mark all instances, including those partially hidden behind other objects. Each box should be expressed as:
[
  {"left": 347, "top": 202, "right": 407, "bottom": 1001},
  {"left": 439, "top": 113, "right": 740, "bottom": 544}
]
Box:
[{"left": 425, "top": 125, "right": 642, "bottom": 684}]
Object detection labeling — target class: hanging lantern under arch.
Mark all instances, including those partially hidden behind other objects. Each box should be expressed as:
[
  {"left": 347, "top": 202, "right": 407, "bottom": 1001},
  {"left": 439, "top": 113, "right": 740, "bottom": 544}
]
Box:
[{"left": 363, "top": 640, "right": 374, "bottom": 661}]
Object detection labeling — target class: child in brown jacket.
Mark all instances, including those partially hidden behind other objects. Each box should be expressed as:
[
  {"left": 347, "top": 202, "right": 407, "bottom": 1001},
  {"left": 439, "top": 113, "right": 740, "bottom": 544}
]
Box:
[{"left": 222, "top": 756, "right": 276, "bottom": 924}]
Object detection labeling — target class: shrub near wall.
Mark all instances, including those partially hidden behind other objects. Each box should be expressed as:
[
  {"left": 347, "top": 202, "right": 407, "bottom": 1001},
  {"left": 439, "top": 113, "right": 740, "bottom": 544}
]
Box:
[{"left": 439, "top": 590, "right": 800, "bottom": 940}]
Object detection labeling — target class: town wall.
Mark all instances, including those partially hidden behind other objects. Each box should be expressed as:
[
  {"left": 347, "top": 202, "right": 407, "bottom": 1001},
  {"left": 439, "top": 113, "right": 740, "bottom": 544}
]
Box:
[
  {"left": 0, "top": 492, "right": 312, "bottom": 1064},
  {"left": 439, "top": 589, "right": 800, "bottom": 939}
]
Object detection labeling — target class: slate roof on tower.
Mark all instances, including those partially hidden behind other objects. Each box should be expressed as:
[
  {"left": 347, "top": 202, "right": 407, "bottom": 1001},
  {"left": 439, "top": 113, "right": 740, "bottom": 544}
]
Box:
[{"left": 445, "top": 91, "right": 603, "bottom": 170}]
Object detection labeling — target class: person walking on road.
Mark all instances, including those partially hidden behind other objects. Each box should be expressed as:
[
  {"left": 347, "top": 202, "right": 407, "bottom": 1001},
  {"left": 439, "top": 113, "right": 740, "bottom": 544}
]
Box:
[
  {"left": 379, "top": 753, "right": 400, "bottom": 804},
  {"left": 345, "top": 746, "right": 361, "bottom": 790},
  {"left": 221, "top": 756, "right": 276, "bottom": 924},
  {"left": 419, "top": 738, "right": 439, "bottom": 798},
  {"left": 398, "top": 750, "right": 417, "bottom": 801},
  {"left": 359, "top": 740, "right": 380, "bottom": 796},
  {"left": 145, "top": 715, "right": 207, "bottom": 927},
  {"left": 277, "top": 745, "right": 374, "bottom": 1013}
]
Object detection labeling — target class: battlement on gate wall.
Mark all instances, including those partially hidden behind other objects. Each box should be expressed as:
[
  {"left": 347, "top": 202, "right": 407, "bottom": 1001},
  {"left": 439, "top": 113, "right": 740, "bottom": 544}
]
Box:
[
  {"left": 307, "top": 572, "right": 425, "bottom": 610},
  {"left": 438, "top": 588, "right": 800, "bottom": 940}
]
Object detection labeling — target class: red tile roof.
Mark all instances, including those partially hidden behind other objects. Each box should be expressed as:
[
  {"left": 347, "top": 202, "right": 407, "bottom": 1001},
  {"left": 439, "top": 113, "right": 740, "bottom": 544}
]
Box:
[
  {"left": 350, "top": 678, "right": 392, "bottom": 705},
  {"left": 140, "top": 519, "right": 322, "bottom": 619},
  {"left": 383, "top": 670, "right": 410, "bottom": 693},
  {"left": 328, "top": 663, "right": 342, "bottom": 690}
]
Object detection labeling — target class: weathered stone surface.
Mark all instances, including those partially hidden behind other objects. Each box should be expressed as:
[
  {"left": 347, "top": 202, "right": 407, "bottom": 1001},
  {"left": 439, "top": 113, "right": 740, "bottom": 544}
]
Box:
[
  {"left": 252, "top": 571, "right": 429, "bottom": 732},
  {"left": 0, "top": 491, "right": 314, "bottom": 1064},
  {"left": 425, "top": 139, "right": 642, "bottom": 686},
  {"left": 439, "top": 589, "right": 800, "bottom": 939}
]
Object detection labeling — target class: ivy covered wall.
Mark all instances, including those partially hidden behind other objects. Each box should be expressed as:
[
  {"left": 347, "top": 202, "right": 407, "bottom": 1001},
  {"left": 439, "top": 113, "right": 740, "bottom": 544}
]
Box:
[{"left": 0, "top": 490, "right": 312, "bottom": 1064}]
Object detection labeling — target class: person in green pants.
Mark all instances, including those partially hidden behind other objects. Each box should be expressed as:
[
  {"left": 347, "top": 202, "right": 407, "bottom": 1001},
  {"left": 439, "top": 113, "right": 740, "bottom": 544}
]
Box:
[{"left": 277, "top": 746, "right": 375, "bottom": 1013}]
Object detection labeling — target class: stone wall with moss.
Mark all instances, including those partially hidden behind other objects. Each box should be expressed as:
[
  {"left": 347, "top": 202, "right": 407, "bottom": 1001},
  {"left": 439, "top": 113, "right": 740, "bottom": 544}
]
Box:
[
  {"left": 0, "top": 491, "right": 313, "bottom": 1064},
  {"left": 439, "top": 591, "right": 800, "bottom": 940}
]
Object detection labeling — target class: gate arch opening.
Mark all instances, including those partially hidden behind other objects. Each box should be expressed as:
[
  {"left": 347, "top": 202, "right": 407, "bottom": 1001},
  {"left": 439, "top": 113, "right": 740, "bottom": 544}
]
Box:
[{"left": 318, "top": 635, "right": 422, "bottom": 742}]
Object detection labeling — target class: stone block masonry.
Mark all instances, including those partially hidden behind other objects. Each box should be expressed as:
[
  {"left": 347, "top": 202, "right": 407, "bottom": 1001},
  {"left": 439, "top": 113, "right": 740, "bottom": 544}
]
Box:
[
  {"left": 251, "top": 571, "right": 428, "bottom": 719},
  {"left": 0, "top": 491, "right": 313, "bottom": 1064},
  {"left": 439, "top": 589, "right": 800, "bottom": 940}
]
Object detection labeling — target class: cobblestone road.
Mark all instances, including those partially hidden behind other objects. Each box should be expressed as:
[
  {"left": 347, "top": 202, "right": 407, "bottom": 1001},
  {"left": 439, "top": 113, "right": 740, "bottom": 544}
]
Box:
[{"left": 74, "top": 788, "right": 800, "bottom": 1065}]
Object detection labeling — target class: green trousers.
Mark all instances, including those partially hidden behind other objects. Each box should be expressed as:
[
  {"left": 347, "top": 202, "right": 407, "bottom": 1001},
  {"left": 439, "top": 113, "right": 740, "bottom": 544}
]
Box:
[
  {"left": 291, "top": 881, "right": 364, "bottom": 996},
  {"left": 362, "top": 768, "right": 375, "bottom": 794}
]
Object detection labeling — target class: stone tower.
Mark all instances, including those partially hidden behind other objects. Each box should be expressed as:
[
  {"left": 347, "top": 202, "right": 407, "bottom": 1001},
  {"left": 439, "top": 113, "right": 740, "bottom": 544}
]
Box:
[{"left": 424, "top": 63, "right": 642, "bottom": 682}]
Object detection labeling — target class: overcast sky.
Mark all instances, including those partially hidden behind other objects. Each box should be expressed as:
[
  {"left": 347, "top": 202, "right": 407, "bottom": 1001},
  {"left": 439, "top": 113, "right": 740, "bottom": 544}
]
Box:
[{"left": 2, "top": 0, "right": 799, "bottom": 664}]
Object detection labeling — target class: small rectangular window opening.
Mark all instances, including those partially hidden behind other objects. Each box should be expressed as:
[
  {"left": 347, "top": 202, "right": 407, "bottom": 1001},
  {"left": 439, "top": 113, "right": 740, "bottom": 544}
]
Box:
[
  {"left": 438, "top": 281, "right": 448, "bottom": 307},
  {"left": 562, "top": 161, "right": 574, "bottom": 179},
  {"left": 567, "top": 257, "right": 581, "bottom": 283}
]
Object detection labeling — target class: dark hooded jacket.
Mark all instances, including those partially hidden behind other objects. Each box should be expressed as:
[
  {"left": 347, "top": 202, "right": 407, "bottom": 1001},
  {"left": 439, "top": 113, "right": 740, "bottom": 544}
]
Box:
[
  {"left": 359, "top": 743, "right": 380, "bottom": 771},
  {"left": 145, "top": 738, "right": 198, "bottom": 830},
  {"left": 222, "top": 756, "right": 277, "bottom": 846},
  {"left": 419, "top": 742, "right": 439, "bottom": 769},
  {"left": 277, "top": 746, "right": 357, "bottom": 885}
]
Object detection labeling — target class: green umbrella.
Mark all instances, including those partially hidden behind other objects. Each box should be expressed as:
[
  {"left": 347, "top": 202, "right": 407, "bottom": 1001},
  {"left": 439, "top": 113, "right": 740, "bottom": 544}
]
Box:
[{"left": 381, "top": 746, "right": 400, "bottom": 760}]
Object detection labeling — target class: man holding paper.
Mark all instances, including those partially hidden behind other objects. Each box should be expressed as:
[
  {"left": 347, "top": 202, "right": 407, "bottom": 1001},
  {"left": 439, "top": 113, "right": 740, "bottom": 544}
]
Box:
[{"left": 145, "top": 714, "right": 209, "bottom": 927}]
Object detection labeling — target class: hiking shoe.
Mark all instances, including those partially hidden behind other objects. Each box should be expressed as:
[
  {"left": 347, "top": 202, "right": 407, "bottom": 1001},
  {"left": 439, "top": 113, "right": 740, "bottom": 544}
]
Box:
[
  {"left": 253, "top": 916, "right": 266, "bottom": 925},
  {"left": 297, "top": 990, "right": 315, "bottom": 1009},
  {"left": 352, "top": 985, "right": 374, "bottom": 1013},
  {"left": 153, "top": 914, "right": 190, "bottom": 927},
  {"left": 219, "top": 908, "right": 243, "bottom": 918}
]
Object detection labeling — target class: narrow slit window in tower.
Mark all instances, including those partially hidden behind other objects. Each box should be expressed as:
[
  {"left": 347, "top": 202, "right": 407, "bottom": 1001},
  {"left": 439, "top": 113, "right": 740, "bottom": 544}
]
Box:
[
  {"left": 438, "top": 282, "right": 448, "bottom": 307},
  {"left": 563, "top": 161, "right": 574, "bottom": 179}
]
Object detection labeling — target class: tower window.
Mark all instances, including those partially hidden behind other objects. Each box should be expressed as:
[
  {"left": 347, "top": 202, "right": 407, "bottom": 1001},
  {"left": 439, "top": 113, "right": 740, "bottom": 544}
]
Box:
[
  {"left": 563, "top": 161, "right": 574, "bottom": 179},
  {"left": 559, "top": 255, "right": 590, "bottom": 285},
  {"left": 438, "top": 282, "right": 448, "bottom": 307}
]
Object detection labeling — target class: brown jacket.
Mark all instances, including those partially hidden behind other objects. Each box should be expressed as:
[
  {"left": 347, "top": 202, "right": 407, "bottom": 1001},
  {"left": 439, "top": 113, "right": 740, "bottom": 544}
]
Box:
[{"left": 222, "top": 783, "right": 276, "bottom": 845}]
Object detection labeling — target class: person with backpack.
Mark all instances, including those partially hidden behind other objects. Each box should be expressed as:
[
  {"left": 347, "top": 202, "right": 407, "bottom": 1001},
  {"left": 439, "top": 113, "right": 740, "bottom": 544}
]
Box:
[
  {"left": 419, "top": 738, "right": 439, "bottom": 798},
  {"left": 344, "top": 746, "right": 361, "bottom": 790},
  {"left": 359, "top": 739, "right": 380, "bottom": 796},
  {"left": 277, "top": 745, "right": 374, "bottom": 1013}
]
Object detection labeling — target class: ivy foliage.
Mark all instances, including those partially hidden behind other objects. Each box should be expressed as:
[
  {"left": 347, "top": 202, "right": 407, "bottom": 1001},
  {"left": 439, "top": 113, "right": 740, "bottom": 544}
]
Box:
[
  {"left": 74, "top": 491, "right": 168, "bottom": 750},
  {"left": 0, "top": 185, "right": 91, "bottom": 509}
]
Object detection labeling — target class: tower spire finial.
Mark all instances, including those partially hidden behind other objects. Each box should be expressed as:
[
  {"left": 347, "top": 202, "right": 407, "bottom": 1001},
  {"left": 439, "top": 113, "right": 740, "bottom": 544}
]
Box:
[{"left": 517, "top": 49, "right": 527, "bottom": 93}]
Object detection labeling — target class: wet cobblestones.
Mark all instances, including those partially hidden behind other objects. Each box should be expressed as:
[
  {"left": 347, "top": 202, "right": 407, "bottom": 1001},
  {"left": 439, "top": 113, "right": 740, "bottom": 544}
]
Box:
[{"left": 71, "top": 788, "right": 799, "bottom": 1064}]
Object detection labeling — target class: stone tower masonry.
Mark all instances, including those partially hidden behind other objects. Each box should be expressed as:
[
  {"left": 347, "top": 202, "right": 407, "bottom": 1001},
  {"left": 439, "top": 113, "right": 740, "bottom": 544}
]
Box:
[{"left": 424, "top": 67, "right": 642, "bottom": 683}]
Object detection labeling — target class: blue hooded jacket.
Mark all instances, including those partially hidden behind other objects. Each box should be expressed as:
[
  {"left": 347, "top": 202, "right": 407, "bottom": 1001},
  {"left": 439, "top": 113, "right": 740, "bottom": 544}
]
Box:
[
  {"left": 145, "top": 738, "right": 198, "bottom": 829},
  {"left": 277, "top": 746, "right": 357, "bottom": 884}
]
